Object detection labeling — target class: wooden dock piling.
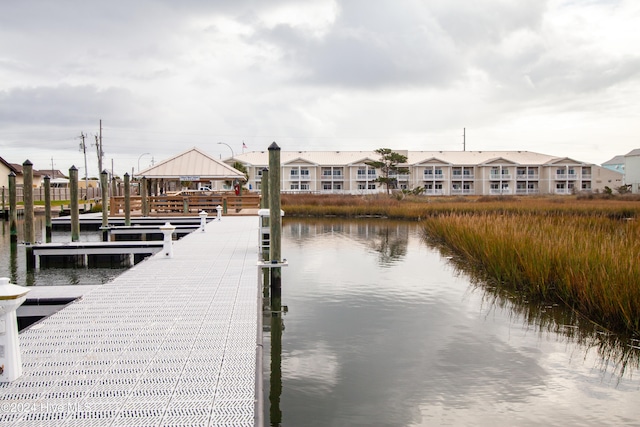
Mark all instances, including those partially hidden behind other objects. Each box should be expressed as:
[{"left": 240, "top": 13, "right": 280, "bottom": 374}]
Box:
[
  {"left": 22, "top": 160, "right": 35, "bottom": 245},
  {"left": 268, "top": 142, "right": 282, "bottom": 290},
  {"left": 70, "top": 166, "right": 80, "bottom": 242},
  {"left": 44, "top": 175, "right": 52, "bottom": 242},
  {"left": 9, "top": 171, "right": 17, "bottom": 244}
]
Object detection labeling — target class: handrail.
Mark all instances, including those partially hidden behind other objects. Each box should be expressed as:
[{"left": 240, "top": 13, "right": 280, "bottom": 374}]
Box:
[{"left": 110, "top": 194, "right": 261, "bottom": 216}]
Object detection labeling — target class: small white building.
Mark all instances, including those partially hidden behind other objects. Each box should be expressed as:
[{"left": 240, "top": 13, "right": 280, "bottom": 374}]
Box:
[
  {"left": 138, "top": 147, "right": 246, "bottom": 195},
  {"left": 624, "top": 149, "right": 640, "bottom": 194}
]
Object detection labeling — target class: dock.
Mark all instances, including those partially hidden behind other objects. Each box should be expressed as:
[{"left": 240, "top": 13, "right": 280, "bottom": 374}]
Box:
[
  {"left": 51, "top": 214, "right": 206, "bottom": 232},
  {"left": 0, "top": 215, "right": 262, "bottom": 426},
  {"left": 31, "top": 241, "right": 165, "bottom": 268}
]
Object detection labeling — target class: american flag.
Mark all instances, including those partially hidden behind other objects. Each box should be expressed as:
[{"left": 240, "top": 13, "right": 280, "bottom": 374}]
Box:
[{"left": 242, "top": 142, "right": 247, "bottom": 149}]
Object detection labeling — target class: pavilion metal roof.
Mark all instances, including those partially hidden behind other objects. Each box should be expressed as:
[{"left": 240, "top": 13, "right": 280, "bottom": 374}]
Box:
[{"left": 138, "top": 147, "right": 245, "bottom": 179}]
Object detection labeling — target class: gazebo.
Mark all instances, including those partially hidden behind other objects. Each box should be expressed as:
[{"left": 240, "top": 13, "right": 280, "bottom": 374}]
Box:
[{"left": 138, "top": 147, "right": 245, "bottom": 195}]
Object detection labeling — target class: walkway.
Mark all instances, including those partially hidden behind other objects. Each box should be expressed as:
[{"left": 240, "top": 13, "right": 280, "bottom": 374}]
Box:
[{"left": 0, "top": 216, "right": 261, "bottom": 427}]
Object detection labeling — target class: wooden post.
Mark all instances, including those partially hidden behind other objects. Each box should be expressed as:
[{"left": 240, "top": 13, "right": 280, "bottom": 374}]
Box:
[
  {"left": 261, "top": 168, "right": 269, "bottom": 209},
  {"left": 140, "top": 176, "right": 148, "bottom": 217},
  {"left": 70, "top": 166, "right": 80, "bottom": 242},
  {"left": 268, "top": 142, "right": 282, "bottom": 290},
  {"left": 124, "top": 173, "right": 131, "bottom": 226},
  {"left": 99, "top": 169, "right": 109, "bottom": 241},
  {"left": 22, "top": 160, "right": 35, "bottom": 245},
  {"left": 111, "top": 176, "right": 117, "bottom": 199},
  {"left": 9, "top": 172, "right": 17, "bottom": 244},
  {"left": 44, "top": 175, "right": 52, "bottom": 243}
]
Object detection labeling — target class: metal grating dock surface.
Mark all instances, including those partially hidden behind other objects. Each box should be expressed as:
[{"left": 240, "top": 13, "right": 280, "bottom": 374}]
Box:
[{"left": 0, "top": 216, "right": 260, "bottom": 427}]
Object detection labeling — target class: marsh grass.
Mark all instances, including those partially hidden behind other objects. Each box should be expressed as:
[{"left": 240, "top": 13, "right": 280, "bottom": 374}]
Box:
[
  {"left": 282, "top": 194, "right": 640, "bottom": 335},
  {"left": 422, "top": 213, "right": 640, "bottom": 335}
]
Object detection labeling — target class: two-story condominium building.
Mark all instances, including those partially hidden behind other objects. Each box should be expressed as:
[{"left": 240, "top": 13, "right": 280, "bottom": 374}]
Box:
[{"left": 230, "top": 150, "right": 623, "bottom": 196}]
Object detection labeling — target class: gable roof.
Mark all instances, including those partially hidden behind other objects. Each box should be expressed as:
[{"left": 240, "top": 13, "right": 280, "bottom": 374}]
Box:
[
  {"left": 602, "top": 155, "right": 625, "bottom": 165},
  {"left": 138, "top": 147, "right": 245, "bottom": 179},
  {"left": 0, "top": 156, "right": 18, "bottom": 173}
]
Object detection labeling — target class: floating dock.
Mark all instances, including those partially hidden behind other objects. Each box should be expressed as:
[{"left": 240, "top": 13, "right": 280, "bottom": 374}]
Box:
[
  {"left": 30, "top": 241, "right": 166, "bottom": 269},
  {"left": 51, "top": 214, "right": 206, "bottom": 232},
  {"left": 0, "top": 216, "right": 261, "bottom": 426}
]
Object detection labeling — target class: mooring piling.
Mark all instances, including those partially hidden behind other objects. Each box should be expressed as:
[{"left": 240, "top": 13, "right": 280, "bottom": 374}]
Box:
[
  {"left": 268, "top": 142, "right": 282, "bottom": 291},
  {"left": 70, "top": 166, "right": 80, "bottom": 242},
  {"left": 43, "top": 175, "right": 52, "bottom": 243},
  {"left": 9, "top": 171, "right": 17, "bottom": 245},
  {"left": 22, "top": 160, "right": 34, "bottom": 245}
]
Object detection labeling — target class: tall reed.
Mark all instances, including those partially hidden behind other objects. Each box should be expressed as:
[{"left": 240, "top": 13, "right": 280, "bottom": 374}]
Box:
[{"left": 422, "top": 213, "right": 640, "bottom": 335}]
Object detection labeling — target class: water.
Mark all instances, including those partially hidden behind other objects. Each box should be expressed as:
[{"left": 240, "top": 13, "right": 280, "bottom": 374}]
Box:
[
  {"left": 0, "top": 215, "right": 127, "bottom": 287},
  {"left": 265, "top": 218, "right": 640, "bottom": 427}
]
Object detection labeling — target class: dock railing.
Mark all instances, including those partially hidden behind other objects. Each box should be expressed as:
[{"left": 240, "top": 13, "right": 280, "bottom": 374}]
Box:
[{"left": 109, "top": 194, "right": 261, "bottom": 216}]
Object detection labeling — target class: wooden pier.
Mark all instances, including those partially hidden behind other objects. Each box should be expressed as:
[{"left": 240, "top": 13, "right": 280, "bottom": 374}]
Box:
[{"left": 0, "top": 216, "right": 262, "bottom": 426}]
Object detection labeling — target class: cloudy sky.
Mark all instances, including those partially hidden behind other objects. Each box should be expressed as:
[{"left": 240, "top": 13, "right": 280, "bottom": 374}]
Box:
[{"left": 1, "top": 0, "right": 639, "bottom": 177}]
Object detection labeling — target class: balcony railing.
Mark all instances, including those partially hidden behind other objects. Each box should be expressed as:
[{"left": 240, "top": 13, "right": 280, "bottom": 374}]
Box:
[
  {"left": 423, "top": 174, "right": 446, "bottom": 180},
  {"left": 516, "top": 174, "right": 539, "bottom": 180},
  {"left": 424, "top": 189, "right": 445, "bottom": 195},
  {"left": 516, "top": 188, "right": 540, "bottom": 194},
  {"left": 489, "top": 189, "right": 512, "bottom": 195},
  {"left": 356, "top": 172, "right": 376, "bottom": 180},
  {"left": 555, "top": 174, "right": 577, "bottom": 180},
  {"left": 490, "top": 174, "right": 512, "bottom": 180},
  {"left": 451, "top": 189, "right": 475, "bottom": 195}
]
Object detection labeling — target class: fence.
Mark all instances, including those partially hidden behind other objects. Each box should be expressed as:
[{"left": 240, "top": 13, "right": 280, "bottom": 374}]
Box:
[
  {"left": 109, "top": 194, "right": 261, "bottom": 216},
  {"left": 3, "top": 186, "right": 102, "bottom": 203}
]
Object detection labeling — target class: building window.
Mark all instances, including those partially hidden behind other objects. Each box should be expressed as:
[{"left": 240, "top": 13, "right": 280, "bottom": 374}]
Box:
[
  {"left": 290, "top": 169, "right": 299, "bottom": 177},
  {"left": 290, "top": 183, "right": 299, "bottom": 190},
  {"left": 301, "top": 168, "right": 309, "bottom": 176}
]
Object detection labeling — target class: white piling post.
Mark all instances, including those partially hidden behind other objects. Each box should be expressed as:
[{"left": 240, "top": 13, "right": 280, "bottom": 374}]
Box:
[
  {"left": 0, "top": 277, "right": 30, "bottom": 382},
  {"left": 199, "top": 210, "right": 208, "bottom": 232},
  {"left": 159, "top": 222, "right": 176, "bottom": 258},
  {"left": 216, "top": 205, "right": 222, "bottom": 221}
]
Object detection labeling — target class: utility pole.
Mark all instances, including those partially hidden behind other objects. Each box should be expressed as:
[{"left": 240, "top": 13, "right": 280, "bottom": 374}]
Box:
[
  {"left": 79, "top": 132, "right": 89, "bottom": 211},
  {"left": 95, "top": 120, "right": 104, "bottom": 174},
  {"left": 463, "top": 128, "right": 466, "bottom": 151}
]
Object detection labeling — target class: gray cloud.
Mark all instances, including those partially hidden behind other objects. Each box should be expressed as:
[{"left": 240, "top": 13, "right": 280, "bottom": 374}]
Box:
[{"left": 0, "top": 85, "right": 143, "bottom": 127}]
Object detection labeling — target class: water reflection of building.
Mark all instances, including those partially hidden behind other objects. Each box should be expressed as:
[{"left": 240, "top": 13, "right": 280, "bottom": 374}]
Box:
[{"left": 285, "top": 219, "right": 410, "bottom": 266}]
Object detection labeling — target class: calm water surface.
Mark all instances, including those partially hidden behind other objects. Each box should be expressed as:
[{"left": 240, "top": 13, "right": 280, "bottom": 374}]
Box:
[
  {"left": 264, "top": 218, "right": 640, "bottom": 427},
  {"left": 0, "top": 215, "right": 126, "bottom": 287}
]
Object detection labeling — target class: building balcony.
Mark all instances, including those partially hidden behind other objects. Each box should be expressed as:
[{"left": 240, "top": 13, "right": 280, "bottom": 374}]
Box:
[
  {"left": 490, "top": 174, "right": 512, "bottom": 180},
  {"left": 451, "top": 189, "right": 475, "bottom": 195},
  {"left": 423, "top": 174, "right": 446, "bottom": 180},
  {"left": 356, "top": 172, "right": 376, "bottom": 180},
  {"left": 489, "top": 189, "right": 512, "bottom": 195},
  {"left": 516, "top": 188, "right": 540, "bottom": 195},
  {"left": 516, "top": 174, "right": 539, "bottom": 180},
  {"left": 424, "top": 189, "right": 445, "bottom": 195}
]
